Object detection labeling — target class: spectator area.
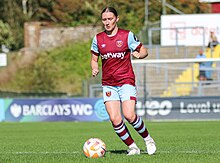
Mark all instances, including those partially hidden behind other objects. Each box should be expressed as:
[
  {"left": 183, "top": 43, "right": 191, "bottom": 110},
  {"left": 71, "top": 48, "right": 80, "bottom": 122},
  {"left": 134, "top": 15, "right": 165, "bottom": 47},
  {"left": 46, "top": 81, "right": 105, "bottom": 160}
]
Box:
[{"left": 161, "top": 45, "right": 220, "bottom": 97}]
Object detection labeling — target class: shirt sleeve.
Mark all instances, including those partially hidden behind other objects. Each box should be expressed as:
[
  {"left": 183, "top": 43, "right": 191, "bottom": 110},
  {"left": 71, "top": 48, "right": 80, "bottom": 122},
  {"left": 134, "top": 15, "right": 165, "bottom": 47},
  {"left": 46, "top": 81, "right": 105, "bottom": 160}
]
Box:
[
  {"left": 128, "top": 31, "right": 142, "bottom": 52},
  {"left": 90, "top": 36, "right": 99, "bottom": 56}
]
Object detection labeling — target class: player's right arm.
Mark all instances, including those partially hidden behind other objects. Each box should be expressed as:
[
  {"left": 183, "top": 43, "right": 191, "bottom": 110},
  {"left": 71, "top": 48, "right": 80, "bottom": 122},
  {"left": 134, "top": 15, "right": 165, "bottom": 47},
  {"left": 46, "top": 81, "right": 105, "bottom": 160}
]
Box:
[
  {"left": 90, "top": 35, "right": 99, "bottom": 77},
  {"left": 91, "top": 54, "right": 99, "bottom": 77}
]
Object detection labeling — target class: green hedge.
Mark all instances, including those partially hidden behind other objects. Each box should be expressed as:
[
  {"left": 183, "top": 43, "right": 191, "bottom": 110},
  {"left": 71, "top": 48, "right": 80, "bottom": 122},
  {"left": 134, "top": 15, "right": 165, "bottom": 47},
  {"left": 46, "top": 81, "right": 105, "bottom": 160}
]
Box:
[{"left": 0, "top": 42, "right": 97, "bottom": 97}]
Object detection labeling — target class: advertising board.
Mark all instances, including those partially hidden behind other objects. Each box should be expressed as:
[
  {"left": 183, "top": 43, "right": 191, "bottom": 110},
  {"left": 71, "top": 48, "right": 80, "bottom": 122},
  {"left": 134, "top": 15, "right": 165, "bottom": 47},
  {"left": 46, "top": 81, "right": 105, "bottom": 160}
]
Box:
[
  {"left": 0, "top": 97, "right": 219, "bottom": 122},
  {"left": 161, "top": 14, "right": 220, "bottom": 46}
]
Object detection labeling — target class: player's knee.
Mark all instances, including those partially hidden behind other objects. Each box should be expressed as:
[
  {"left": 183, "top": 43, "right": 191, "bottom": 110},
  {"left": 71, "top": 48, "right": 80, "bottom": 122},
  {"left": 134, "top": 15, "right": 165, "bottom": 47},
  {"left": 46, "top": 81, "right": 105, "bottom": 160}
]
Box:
[
  {"left": 124, "top": 114, "right": 136, "bottom": 123},
  {"left": 109, "top": 115, "right": 122, "bottom": 125}
]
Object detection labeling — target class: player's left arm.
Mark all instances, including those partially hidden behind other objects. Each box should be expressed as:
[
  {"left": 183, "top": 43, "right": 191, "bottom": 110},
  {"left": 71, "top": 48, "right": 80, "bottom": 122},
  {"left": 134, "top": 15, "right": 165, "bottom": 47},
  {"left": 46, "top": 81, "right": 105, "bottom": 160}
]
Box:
[
  {"left": 132, "top": 45, "right": 148, "bottom": 59},
  {"left": 128, "top": 31, "right": 149, "bottom": 59}
]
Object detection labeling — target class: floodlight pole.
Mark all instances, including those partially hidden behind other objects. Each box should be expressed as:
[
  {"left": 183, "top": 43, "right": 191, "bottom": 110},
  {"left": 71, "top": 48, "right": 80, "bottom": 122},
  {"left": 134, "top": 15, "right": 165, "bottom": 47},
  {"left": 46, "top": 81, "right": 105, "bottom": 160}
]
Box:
[
  {"left": 162, "top": 0, "right": 167, "bottom": 15},
  {"left": 145, "top": 0, "right": 149, "bottom": 26},
  {"left": 144, "top": 0, "right": 149, "bottom": 121}
]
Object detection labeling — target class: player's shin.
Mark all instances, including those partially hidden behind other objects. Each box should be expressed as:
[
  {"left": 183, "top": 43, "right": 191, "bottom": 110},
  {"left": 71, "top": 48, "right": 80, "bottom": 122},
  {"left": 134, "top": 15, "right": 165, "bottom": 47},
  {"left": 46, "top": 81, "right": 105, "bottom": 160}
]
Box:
[
  {"left": 129, "top": 114, "right": 149, "bottom": 138},
  {"left": 112, "top": 120, "right": 134, "bottom": 146}
]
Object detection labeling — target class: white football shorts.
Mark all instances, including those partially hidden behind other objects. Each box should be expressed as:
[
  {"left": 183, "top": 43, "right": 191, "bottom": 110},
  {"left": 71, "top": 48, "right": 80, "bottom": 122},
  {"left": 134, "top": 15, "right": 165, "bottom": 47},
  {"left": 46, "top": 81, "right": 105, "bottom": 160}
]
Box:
[{"left": 102, "top": 84, "right": 137, "bottom": 103}]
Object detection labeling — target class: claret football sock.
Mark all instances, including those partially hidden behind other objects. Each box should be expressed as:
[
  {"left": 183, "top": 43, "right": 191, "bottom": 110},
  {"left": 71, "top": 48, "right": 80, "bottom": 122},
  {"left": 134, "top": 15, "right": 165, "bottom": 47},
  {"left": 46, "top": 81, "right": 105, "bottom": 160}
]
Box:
[
  {"left": 130, "top": 114, "right": 149, "bottom": 138},
  {"left": 130, "top": 115, "right": 156, "bottom": 155},
  {"left": 112, "top": 120, "right": 134, "bottom": 146}
]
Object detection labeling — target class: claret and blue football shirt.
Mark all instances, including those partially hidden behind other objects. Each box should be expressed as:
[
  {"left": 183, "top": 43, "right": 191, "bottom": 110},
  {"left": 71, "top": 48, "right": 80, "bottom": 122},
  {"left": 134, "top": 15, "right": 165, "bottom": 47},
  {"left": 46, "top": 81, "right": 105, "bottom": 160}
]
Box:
[{"left": 91, "top": 29, "right": 142, "bottom": 86}]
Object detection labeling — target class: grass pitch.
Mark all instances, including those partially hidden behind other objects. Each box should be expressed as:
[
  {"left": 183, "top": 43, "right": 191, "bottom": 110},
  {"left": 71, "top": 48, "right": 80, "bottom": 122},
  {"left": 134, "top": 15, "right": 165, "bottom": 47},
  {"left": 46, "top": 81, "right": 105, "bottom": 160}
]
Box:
[{"left": 0, "top": 121, "right": 219, "bottom": 163}]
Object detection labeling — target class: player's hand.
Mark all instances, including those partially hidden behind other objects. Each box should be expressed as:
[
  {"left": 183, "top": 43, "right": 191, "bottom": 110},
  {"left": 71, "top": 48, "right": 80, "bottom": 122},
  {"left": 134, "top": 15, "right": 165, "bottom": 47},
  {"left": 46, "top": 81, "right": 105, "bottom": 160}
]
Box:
[
  {"left": 92, "top": 69, "right": 99, "bottom": 77},
  {"left": 132, "top": 51, "right": 140, "bottom": 59}
]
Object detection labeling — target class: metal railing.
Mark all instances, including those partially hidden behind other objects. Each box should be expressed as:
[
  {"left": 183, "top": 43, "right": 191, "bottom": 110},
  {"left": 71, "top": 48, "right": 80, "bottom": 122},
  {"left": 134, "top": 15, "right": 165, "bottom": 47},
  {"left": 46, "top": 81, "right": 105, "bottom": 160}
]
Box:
[
  {"left": 132, "top": 58, "right": 220, "bottom": 99},
  {"left": 88, "top": 58, "right": 220, "bottom": 98}
]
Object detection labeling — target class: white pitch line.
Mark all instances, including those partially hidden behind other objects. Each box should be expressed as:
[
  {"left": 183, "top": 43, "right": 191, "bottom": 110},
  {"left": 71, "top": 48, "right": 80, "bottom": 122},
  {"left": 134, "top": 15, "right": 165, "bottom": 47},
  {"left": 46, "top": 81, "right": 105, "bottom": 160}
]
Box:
[
  {"left": 150, "top": 150, "right": 220, "bottom": 154},
  {"left": 0, "top": 151, "right": 80, "bottom": 155},
  {"left": 1, "top": 150, "right": 220, "bottom": 155}
]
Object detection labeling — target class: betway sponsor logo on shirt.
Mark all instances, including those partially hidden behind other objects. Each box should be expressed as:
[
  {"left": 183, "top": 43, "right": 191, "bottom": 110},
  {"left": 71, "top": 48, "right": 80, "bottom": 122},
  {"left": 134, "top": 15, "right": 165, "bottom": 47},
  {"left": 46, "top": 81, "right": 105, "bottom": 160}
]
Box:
[{"left": 100, "top": 52, "right": 125, "bottom": 60}]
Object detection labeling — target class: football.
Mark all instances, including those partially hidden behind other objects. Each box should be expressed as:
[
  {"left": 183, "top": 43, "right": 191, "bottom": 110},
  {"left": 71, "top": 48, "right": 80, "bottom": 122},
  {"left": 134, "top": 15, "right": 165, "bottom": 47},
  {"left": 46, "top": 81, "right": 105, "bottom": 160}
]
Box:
[{"left": 83, "top": 138, "right": 106, "bottom": 158}]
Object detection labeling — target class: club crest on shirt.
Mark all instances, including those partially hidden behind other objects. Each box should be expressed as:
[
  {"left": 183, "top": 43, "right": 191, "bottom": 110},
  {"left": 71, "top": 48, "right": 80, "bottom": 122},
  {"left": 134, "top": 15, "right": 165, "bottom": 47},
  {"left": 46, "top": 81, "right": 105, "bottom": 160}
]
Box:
[
  {"left": 116, "top": 40, "right": 123, "bottom": 48},
  {"left": 101, "top": 44, "right": 106, "bottom": 48},
  {"left": 106, "top": 91, "right": 111, "bottom": 97}
]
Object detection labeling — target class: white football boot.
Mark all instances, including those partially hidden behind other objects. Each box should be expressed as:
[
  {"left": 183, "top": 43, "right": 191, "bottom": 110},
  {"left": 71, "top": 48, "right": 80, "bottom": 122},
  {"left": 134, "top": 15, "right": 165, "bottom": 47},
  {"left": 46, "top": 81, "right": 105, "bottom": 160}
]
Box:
[
  {"left": 145, "top": 136, "right": 156, "bottom": 155},
  {"left": 127, "top": 143, "right": 140, "bottom": 156}
]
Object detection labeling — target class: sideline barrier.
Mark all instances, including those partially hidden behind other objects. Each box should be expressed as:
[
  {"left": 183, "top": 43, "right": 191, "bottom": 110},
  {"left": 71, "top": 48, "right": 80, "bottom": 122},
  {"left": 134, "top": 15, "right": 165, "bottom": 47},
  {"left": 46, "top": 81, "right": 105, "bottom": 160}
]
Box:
[
  {"left": 0, "top": 98, "right": 108, "bottom": 122},
  {"left": 0, "top": 97, "right": 219, "bottom": 122},
  {"left": 137, "top": 96, "right": 220, "bottom": 120}
]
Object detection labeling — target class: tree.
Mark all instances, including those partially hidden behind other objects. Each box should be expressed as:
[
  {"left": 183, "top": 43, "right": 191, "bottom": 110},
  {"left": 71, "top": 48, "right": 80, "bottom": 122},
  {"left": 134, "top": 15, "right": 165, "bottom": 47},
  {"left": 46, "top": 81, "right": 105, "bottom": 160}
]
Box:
[
  {"left": 0, "top": 20, "right": 15, "bottom": 50},
  {"left": 0, "top": 0, "right": 26, "bottom": 49},
  {"left": 0, "top": 0, "right": 211, "bottom": 50}
]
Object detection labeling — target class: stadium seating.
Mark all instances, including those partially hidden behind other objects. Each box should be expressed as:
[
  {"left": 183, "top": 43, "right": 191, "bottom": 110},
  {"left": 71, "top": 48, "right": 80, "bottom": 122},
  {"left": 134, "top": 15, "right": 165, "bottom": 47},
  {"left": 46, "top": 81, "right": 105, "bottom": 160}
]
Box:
[{"left": 161, "top": 45, "right": 220, "bottom": 97}]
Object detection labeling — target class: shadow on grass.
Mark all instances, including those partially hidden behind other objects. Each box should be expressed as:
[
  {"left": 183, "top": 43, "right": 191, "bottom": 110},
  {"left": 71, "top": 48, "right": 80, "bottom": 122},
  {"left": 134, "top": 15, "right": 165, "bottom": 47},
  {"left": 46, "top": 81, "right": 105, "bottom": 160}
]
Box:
[
  {"left": 107, "top": 150, "right": 148, "bottom": 155},
  {"left": 107, "top": 150, "right": 127, "bottom": 154}
]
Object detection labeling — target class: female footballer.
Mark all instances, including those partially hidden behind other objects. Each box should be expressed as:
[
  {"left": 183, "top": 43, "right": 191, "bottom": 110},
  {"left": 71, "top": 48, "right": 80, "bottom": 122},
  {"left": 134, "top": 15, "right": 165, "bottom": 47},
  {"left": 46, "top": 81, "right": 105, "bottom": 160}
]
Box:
[{"left": 90, "top": 7, "right": 156, "bottom": 155}]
